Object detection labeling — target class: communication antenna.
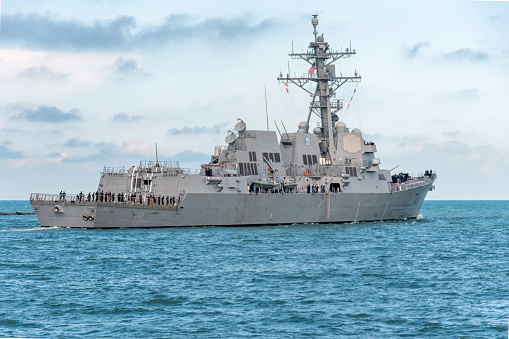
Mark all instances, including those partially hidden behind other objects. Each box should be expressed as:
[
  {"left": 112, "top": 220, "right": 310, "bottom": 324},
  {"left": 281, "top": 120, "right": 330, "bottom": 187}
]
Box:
[
  {"left": 273, "top": 121, "right": 283, "bottom": 139},
  {"left": 281, "top": 120, "right": 291, "bottom": 141},
  {"left": 155, "top": 143, "right": 159, "bottom": 166}
]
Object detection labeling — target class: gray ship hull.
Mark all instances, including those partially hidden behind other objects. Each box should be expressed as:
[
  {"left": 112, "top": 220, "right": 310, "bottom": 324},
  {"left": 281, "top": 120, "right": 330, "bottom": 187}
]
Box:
[{"left": 31, "top": 182, "right": 432, "bottom": 228}]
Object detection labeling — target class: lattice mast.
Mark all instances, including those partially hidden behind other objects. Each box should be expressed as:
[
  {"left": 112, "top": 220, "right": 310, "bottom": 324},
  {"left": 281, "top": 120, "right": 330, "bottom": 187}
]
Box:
[{"left": 278, "top": 15, "right": 361, "bottom": 164}]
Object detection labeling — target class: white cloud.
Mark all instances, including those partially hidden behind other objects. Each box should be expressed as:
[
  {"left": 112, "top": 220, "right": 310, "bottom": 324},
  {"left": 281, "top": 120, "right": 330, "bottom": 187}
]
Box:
[{"left": 122, "top": 140, "right": 153, "bottom": 155}]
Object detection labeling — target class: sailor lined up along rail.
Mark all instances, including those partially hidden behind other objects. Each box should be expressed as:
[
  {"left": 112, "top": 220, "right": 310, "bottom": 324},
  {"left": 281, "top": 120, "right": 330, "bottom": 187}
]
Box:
[
  {"left": 31, "top": 191, "right": 183, "bottom": 208},
  {"left": 31, "top": 169, "right": 436, "bottom": 206}
]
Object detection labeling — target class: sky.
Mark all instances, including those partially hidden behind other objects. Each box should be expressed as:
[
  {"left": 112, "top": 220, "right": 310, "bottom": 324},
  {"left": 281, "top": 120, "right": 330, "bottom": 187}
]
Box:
[{"left": 0, "top": 0, "right": 508, "bottom": 200}]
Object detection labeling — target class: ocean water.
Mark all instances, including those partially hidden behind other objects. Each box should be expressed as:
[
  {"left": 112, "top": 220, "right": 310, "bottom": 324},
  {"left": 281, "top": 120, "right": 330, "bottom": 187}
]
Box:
[{"left": 0, "top": 200, "right": 507, "bottom": 338}]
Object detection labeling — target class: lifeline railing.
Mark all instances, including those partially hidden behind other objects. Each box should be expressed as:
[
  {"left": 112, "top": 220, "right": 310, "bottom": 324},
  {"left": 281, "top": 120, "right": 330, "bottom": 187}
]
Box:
[{"left": 30, "top": 192, "right": 185, "bottom": 209}]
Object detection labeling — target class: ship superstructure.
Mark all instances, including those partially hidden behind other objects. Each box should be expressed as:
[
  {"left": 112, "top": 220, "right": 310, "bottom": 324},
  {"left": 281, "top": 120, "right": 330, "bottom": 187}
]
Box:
[{"left": 30, "top": 16, "right": 436, "bottom": 228}]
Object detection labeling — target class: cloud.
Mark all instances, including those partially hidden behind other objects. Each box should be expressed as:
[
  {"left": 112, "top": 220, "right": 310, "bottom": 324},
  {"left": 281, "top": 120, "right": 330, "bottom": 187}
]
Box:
[
  {"left": 0, "top": 12, "right": 278, "bottom": 51},
  {"left": 122, "top": 140, "right": 153, "bottom": 155},
  {"left": 441, "top": 48, "right": 489, "bottom": 62},
  {"left": 166, "top": 124, "right": 226, "bottom": 136},
  {"left": 107, "top": 57, "right": 147, "bottom": 77},
  {"left": 135, "top": 14, "right": 277, "bottom": 47},
  {"left": 402, "top": 41, "right": 430, "bottom": 59},
  {"left": 63, "top": 138, "right": 93, "bottom": 148},
  {"left": 17, "top": 66, "right": 70, "bottom": 81},
  {"left": 112, "top": 112, "right": 143, "bottom": 122},
  {"left": 169, "top": 150, "right": 210, "bottom": 166},
  {"left": 46, "top": 152, "right": 70, "bottom": 163},
  {"left": 412, "top": 140, "right": 477, "bottom": 157},
  {"left": 435, "top": 88, "right": 479, "bottom": 103},
  {"left": 0, "top": 145, "right": 23, "bottom": 159},
  {"left": 12, "top": 105, "right": 83, "bottom": 123},
  {"left": 59, "top": 140, "right": 152, "bottom": 163},
  {"left": 442, "top": 130, "right": 460, "bottom": 137},
  {"left": 456, "top": 89, "right": 479, "bottom": 99},
  {"left": 60, "top": 148, "right": 117, "bottom": 163},
  {"left": 63, "top": 138, "right": 112, "bottom": 151},
  {"left": 1, "top": 13, "right": 135, "bottom": 51}
]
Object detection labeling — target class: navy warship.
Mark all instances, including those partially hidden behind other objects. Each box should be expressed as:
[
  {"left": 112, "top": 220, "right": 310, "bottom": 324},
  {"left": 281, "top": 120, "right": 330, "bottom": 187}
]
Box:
[{"left": 30, "top": 15, "right": 436, "bottom": 228}]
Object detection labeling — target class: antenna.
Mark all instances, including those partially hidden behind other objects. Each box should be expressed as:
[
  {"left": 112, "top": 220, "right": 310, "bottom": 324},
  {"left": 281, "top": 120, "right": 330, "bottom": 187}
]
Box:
[
  {"left": 155, "top": 143, "right": 159, "bottom": 166},
  {"left": 264, "top": 84, "right": 269, "bottom": 131},
  {"left": 312, "top": 14, "right": 318, "bottom": 40},
  {"left": 273, "top": 121, "right": 283, "bottom": 139},
  {"left": 281, "top": 120, "right": 290, "bottom": 141}
]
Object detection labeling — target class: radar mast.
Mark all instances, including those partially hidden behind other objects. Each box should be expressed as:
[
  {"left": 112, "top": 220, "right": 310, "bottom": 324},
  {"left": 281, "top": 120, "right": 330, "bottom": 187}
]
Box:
[{"left": 278, "top": 15, "right": 361, "bottom": 165}]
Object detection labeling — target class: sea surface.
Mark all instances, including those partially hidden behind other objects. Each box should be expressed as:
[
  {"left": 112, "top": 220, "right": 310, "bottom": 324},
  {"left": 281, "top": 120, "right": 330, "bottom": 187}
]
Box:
[{"left": 0, "top": 200, "right": 507, "bottom": 338}]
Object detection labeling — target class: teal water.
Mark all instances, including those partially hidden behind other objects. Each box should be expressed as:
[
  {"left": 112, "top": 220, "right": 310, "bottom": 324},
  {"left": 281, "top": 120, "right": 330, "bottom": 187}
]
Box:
[{"left": 0, "top": 201, "right": 508, "bottom": 338}]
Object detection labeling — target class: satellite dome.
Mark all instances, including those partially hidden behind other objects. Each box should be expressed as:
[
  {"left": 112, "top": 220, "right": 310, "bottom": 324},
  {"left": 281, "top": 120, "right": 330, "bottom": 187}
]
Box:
[
  {"left": 313, "top": 127, "right": 321, "bottom": 135},
  {"left": 352, "top": 128, "right": 362, "bottom": 136},
  {"left": 298, "top": 121, "right": 307, "bottom": 130}
]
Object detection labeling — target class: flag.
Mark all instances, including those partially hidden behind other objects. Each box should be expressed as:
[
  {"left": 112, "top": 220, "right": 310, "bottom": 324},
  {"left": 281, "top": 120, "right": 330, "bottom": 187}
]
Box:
[
  {"left": 346, "top": 85, "right": 358, "bottom": 110},
  {"left": 284, "top": 82, "right": 289, "bottom": 93},
  {"left": 308, "top": 62, "right": 317, "bottom": 75}
]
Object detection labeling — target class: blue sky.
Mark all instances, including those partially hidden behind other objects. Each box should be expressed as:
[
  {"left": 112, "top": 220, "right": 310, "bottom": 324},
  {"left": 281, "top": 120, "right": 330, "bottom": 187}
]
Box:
[{"left": 0, "top": 0, "right": 508, "bottom": 200}]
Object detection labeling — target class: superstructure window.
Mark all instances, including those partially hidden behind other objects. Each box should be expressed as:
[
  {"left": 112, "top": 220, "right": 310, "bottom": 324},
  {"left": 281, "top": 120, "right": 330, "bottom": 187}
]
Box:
[
  {"left": 345, "top": 167, "right": 358, "bottom": 177},
  {"left": 302, "top": 154, "right": 318, "bottom": 165},
  {"left": 248, "top": 151, "right": 257, "bottom": 162},
  {"left": 251, "top": 163, "right": 258, "bottom": 175},
  {"left": 261, "top": 152, "right": 280, "bottom": 163},
  {"left": 239, "top": 163, "right": 258, "bottom": 176},
  {"left": 135, "top": 178, "right": 142, "bottom": 188}
]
